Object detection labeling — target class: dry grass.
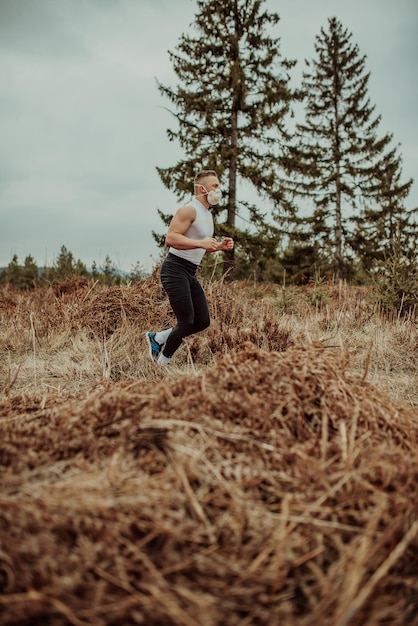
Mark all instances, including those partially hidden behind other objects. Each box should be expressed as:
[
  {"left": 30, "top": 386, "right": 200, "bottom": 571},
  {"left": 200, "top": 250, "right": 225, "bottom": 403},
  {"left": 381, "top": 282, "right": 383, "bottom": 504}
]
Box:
[{"left": 0, "top": 276, "right": 417, "bottom": 625}]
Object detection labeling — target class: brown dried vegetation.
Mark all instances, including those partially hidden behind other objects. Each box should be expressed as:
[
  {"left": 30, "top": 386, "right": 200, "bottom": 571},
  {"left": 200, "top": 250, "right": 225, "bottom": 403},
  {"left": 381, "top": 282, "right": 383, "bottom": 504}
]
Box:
[{"left": 0, "top": 277, "right": 417, "bottom": 625}]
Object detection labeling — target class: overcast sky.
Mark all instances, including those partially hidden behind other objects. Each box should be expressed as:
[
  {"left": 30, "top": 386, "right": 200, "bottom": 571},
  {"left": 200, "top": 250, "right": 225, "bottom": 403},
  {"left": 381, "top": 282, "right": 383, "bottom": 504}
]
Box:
[{"left": 1, "top": 0, "right": 417, "bottom": 272}]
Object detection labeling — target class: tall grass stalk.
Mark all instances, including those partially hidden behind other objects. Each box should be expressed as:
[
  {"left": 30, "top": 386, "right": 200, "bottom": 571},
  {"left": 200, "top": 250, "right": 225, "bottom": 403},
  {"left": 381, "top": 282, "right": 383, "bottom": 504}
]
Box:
[{"left": 29, "top": 311, "right": 37, "bottom": 393}]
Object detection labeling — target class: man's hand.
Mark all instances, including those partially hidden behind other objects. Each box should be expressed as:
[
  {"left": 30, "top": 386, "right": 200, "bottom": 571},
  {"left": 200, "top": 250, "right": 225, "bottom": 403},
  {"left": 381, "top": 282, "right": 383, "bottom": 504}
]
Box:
[
  {"left": 217, "top": 237, "right": 234, "bottom": 251},
  {"left": 203, "top": 237, "right": 234, "bottom": 253},
  {"left": 201, "top": 237, "right": 220, "bottom": 252}
]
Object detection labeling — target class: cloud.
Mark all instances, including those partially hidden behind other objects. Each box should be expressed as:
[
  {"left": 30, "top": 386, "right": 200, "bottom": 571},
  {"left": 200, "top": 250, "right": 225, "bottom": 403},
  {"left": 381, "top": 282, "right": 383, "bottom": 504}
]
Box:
[{"left": 0, "top": 0, "right": 90, "bottom": 58}]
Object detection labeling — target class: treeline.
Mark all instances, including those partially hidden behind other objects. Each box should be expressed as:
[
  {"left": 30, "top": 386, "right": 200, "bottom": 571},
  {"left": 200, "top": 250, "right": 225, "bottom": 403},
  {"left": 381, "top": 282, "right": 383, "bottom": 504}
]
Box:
[
  {"left": 0, "top": 246, "right": 147, "bottom": 290},
  {"left": 2, "top": 240, "right": 417, "bottom": 317}
]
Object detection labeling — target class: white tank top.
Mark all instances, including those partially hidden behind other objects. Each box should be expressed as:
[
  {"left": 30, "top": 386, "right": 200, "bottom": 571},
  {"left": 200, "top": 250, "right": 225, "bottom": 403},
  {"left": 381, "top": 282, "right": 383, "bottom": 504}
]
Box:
[{"left": 169, "top": 197, "right": 214, "bottom": 266}]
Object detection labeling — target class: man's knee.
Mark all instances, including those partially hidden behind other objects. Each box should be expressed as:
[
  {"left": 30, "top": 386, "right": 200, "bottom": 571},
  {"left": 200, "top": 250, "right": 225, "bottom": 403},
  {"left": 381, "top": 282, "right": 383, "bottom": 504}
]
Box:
[
  {"left": 179, "top": 316, "right": 209, "bottom": 336},
  {"left": 178, "top": 321, "right": 195, "bottom": 337},
  {"left": 195, "top": 317, "right": 210, "bottom": 332}
]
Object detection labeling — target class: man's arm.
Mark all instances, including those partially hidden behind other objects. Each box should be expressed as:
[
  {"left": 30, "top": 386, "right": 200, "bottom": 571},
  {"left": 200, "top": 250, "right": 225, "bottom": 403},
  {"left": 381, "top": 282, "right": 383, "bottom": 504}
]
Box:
[{"left": 165, "top": 205, "right": 218, "bottom": 252}]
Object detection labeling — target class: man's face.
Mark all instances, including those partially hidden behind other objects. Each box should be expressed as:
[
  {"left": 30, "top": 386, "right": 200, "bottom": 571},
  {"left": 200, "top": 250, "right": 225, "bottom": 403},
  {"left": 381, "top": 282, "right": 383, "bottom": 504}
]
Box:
[{"left": 201, "top": 175, "right": 220, "bottom": 194}]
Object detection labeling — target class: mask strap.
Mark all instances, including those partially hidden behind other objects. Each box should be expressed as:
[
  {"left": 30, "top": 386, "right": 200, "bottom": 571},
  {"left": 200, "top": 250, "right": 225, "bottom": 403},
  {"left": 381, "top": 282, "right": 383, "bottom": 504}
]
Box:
[{"left": 195, "top": 184, "right": 208, "bottom": 199}]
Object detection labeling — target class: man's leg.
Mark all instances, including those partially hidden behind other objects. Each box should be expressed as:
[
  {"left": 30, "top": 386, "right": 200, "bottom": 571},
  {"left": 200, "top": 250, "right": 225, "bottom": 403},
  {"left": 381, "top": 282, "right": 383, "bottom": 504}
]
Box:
[
  {"left": 189, "top": 277, "right": 210, "bottom": 333},
  {"left": 162, "top": 295, "right": 196, "bottom": 358},
  {"left": 162, "top": 279, "right": 210, "bottom": 359}
]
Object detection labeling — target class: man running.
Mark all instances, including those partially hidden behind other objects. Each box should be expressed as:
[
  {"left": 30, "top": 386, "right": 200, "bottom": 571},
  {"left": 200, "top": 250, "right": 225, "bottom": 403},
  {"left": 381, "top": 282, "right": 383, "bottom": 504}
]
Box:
[{"left": 146, "top": 169, "right": 234, "bottom": 366}]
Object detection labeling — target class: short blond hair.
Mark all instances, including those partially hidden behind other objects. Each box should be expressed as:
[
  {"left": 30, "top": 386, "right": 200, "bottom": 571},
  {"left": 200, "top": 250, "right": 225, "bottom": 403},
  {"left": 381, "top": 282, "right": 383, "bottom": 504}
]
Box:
[{"left": 194, "top": 170, "right": 218, "bottom": 186}]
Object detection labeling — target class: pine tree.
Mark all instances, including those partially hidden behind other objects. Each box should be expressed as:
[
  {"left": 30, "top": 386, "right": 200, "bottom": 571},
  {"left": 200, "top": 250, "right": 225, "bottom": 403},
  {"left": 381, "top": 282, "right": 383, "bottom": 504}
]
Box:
[
  {"left": 4, "top": 254, "right": 21, "bottom": 287},
  {"left": 289, "top": 17, "right": 412, "bottom": 278},
  {"left": 129, "top": 261, "right": 146, "bottom": 283},
  {"left": 2, "top": 254, "right": 39, "bottom": 289},
  {"left": 156, "top": 0, "right": 299, "bottom": 277},
  {"left": 52, "top": 245, "right": 88, "bottom": 281},
  {"left": 91, "top": 261, "right": 100, "bottom": 281},
  {"left": 101, "top": 255, "right": 119, "bottom": 286},
  {"left": 21, "top": 255, "right": 39, "bottom": 289},
  {"left": 349, "top": 147, "right": 415, "bottom": 273},
  {"left": 53, "top": 245, "right": 76, "bottom": 280}
]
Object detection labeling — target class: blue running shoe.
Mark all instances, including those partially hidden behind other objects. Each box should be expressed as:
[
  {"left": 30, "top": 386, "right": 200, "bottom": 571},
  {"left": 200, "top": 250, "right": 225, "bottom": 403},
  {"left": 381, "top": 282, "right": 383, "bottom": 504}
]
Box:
[{"left": 145, "top": 332, "right": 163, "bottom": 362}]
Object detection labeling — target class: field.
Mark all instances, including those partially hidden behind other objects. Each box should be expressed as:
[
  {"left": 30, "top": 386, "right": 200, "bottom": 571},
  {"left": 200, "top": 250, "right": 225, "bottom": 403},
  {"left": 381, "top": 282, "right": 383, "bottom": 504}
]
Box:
[{"left": 1, "top": 273, "right": 417, "bottom": 625}]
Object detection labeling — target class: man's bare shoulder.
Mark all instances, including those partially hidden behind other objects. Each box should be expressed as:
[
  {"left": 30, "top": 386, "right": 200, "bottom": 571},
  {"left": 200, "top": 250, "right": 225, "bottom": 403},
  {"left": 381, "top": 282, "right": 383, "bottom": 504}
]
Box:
[{"left": 174, "top": 204, "right": 197, "bottom": 220}]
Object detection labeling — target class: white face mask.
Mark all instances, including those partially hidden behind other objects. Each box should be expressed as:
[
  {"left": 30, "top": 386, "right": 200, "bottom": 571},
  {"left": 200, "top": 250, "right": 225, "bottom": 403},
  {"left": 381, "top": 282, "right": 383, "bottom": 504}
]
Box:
[{"left": 197, "top": 186, "right": 223, "bottom": 206}]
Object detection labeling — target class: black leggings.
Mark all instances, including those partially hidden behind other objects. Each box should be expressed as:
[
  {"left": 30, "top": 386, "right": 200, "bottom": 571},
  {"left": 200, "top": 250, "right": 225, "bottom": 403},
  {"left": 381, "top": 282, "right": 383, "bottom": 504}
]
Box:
[{"left": 160, "top": 253, "right": 210, "bottom": 358}]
